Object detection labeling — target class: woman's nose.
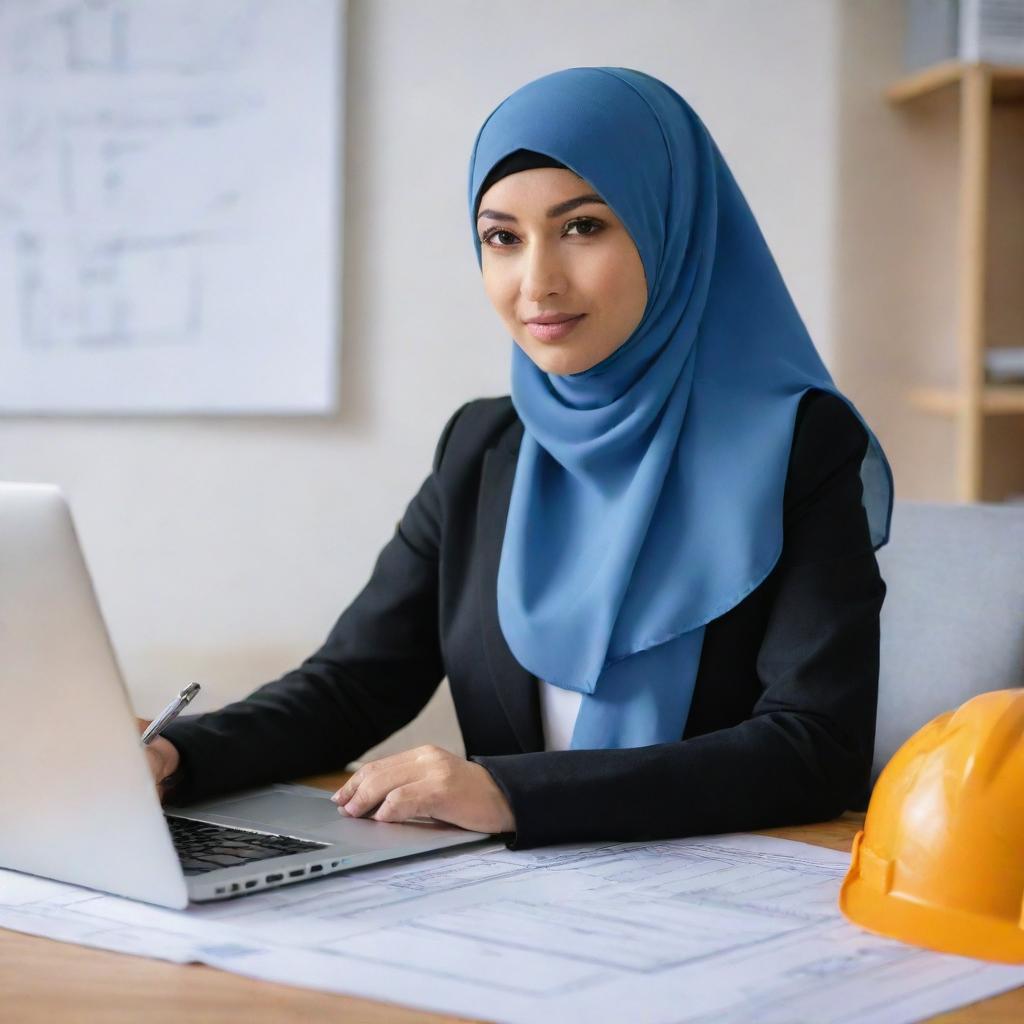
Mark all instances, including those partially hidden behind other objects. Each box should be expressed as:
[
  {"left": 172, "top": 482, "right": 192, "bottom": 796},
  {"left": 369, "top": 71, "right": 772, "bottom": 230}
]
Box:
[{"left": 520, "top": 245, "right": 567, "bottom": 300}]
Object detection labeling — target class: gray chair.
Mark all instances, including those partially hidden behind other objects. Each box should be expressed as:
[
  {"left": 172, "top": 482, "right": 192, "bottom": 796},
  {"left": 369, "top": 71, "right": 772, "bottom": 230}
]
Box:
[{"left": 873, "top": 499, "right": 1024, "bottom": 785}]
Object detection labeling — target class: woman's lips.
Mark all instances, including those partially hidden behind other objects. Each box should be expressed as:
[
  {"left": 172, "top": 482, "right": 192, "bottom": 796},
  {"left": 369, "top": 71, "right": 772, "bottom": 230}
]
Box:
[{"left": 525, "top": 315, "right": 585, "bottom": 341}]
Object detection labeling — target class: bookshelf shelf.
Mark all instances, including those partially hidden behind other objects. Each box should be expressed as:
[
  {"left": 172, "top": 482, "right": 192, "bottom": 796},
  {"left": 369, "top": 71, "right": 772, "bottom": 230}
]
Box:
[
  {"left": 886, "top": 61, "right": 1024, "bottom": 104},
  {"left": 908, "top": 384, "right": 1024, "bottom": 416},
  {"left": 886, "top": 61, "right": 1024, "bottom": 501}
]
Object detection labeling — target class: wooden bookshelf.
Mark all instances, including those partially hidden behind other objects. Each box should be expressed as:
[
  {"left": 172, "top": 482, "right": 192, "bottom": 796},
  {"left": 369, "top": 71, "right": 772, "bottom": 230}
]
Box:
[
  {"left": 885, "top": 60, "right": 1024, "bottom": 104},
  {"left": 908, "top": 385, "right": 1024, "bottom": 416},
  {"left": 886, "top": 62, "right": 1024, "bottom": 501}
]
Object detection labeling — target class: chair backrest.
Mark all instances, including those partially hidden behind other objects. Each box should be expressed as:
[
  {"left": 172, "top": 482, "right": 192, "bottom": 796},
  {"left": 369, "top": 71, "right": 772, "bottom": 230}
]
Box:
[{"left": 873, "top": 499, "right": 1024, "bottom": 784}]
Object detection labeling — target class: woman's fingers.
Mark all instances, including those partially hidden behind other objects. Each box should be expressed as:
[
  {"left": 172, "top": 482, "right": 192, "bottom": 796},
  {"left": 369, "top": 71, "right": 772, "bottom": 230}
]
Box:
[
  {"left": 335, "top": 759, "right": 422, "bottom": 818},
  {"left": 329, "top": 746, "right": 514, "bottom": 833},
  {"left": 331, "top": 748, "right": 418, "bottom": 805},
  {"left": 332, "top": 745, "right": 450, "bottom": 809},
  {"left": 370, "top": 781, "right": 435, "bottom": 823}
]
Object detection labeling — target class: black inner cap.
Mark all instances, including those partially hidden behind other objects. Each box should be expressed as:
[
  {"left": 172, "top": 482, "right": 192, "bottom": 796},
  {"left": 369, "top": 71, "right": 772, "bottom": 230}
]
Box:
[{"left": 475, "top": 149, "right": 570, "bottom": 218}]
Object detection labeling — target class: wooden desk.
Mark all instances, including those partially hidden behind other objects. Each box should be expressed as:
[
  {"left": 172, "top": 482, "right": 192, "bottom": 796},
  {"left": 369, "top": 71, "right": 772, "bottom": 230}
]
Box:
[{"left": 2, "top": 773, "right": 1021, "bottom": 1024}]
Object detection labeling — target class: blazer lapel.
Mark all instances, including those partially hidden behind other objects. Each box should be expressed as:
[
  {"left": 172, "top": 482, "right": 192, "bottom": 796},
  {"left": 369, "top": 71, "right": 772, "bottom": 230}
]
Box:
[{"left": 476, "top": 439, "right": 545, "bottom": 754}]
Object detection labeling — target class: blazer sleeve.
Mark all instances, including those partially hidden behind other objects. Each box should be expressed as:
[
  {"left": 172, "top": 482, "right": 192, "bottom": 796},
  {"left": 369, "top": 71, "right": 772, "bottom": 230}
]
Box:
[
  {"left": 471, "top": 393, "right": 887, "bottom": 850},
  {"left": 157, "top": 402, "right": 469, "bottom": 805}
]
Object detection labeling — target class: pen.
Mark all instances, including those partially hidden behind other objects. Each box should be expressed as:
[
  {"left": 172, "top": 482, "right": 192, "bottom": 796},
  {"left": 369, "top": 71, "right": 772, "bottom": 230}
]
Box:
[{"left": 140, "top": 682, "right": 201, "bottom": 745}]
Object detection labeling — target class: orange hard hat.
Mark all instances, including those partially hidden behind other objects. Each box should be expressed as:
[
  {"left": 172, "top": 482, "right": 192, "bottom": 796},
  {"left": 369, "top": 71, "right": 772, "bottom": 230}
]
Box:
[{"left": 839, "top": 688, "right": 1024, "bottom": 963}]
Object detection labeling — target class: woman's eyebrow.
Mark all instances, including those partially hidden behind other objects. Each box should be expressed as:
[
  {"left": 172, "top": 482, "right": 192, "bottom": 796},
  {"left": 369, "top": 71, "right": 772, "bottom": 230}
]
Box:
[{"left": 476, "top": 193, "right": 607, "bottom": 223}]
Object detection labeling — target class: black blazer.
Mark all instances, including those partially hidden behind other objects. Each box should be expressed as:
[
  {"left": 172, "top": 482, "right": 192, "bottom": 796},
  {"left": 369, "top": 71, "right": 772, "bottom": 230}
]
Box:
[{"left": 161, "top": 388, "right": 886, "bottom": 850}]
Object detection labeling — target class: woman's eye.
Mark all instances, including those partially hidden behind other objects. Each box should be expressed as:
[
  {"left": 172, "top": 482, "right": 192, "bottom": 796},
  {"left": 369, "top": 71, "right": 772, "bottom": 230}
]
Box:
[
  {"left": 480, "top": 228, "right": 519, "bottom": 247},
  {"left": 565, "top": 217, "right": 603, "bottom": 237},
  {"left": 479, "top": 217, "right": 605, "bottom": 248}
]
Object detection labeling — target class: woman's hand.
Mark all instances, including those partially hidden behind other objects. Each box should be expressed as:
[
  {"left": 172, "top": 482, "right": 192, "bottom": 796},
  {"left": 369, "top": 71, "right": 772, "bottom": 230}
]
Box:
[
  {"left": 136, "top": 717, "right": 181, "bottom": 803},
  {"left": 331, "top": 744, "right": 515, "bottom": 835}
]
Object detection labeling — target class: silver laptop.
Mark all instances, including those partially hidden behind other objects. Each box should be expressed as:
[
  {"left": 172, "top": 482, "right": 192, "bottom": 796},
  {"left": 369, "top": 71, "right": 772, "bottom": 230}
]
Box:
[{"left": 0, "top": 482, "right": 492, "bottom": 909}]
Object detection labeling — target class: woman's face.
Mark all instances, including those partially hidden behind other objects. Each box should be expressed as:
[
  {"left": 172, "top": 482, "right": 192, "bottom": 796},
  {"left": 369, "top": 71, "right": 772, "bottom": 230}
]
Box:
[{"left": 476, "top": 168, "right": 648, "bottom": 376}]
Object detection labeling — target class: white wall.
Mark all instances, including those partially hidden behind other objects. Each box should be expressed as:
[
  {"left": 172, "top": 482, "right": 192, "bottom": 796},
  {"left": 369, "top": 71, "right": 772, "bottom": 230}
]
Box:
[{"left": 1, "top": 0, "right": 848, "bottom": 762}]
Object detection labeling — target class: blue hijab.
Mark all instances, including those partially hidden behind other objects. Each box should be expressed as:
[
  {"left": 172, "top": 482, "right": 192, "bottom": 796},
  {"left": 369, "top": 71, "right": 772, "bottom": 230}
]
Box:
[{"left": 466, "top": 67, "right": 894, "bottom": 750}]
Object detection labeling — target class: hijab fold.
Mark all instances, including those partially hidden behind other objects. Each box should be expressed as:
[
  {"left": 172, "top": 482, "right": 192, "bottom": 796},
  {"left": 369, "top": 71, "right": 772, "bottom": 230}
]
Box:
[{"left": 467, "top": 67, "right": 894, "bottom": 750}]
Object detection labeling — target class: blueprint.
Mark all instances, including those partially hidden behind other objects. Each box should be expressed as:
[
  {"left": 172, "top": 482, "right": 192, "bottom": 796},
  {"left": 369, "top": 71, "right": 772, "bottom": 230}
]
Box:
[
  {"left": 0, "top": 0, "right": 343, "bottom": 413},
  {"left": 2, "top": 833, "right": 1023, "bottom": 1024}
]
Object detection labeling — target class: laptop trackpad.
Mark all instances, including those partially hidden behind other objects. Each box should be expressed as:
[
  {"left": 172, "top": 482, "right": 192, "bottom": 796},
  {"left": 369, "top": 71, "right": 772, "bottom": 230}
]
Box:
[
  {"left": 201, "top": 790, "right": 467, "bottom": 848},
  {"left": 211, "top": 792, "right": 343, "bottom": 830}
]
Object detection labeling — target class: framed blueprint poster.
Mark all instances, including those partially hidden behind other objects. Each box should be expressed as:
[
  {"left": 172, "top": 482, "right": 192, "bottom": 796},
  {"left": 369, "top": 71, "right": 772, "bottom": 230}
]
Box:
[{"left": 0, "top": 0, "right": 343, "bottom": 414}]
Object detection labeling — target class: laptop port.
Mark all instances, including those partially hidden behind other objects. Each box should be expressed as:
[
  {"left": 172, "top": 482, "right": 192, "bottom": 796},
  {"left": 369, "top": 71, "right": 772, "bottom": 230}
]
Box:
[
  {"left": 309, "top": 865, "right": 323, "bottom": 873},
  {"left": 288, "top": 869, "right": 304, "bottom": 878},
  {"left": 245, "top": 880, "right": 258, "bottom": 889},
  {"left": 265, "top": 873, "right": 283, "bottom": 883},
  {"left": 215, "top": 886, "right": 225, "bottom": 894}
]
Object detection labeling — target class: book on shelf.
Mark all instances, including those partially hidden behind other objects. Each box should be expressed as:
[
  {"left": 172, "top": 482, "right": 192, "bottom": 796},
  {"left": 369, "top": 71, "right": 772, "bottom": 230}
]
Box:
[
  {"left": 985, "top": 347, "right": 1024, "bottom": 383},
  {"left": 904, "top": 0, "right": 1024, "bottom": 71}
]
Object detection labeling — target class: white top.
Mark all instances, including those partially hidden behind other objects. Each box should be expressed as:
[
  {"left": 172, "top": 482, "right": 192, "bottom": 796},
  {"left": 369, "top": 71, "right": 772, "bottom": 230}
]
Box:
[{"left": 538, "top": 678, "right": 583, "bottom": 751}]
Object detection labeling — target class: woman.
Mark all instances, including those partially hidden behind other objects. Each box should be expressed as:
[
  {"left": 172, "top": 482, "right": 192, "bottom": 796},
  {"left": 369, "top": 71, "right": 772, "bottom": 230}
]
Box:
[{"left": 147, "top": 67, "right": 893, "bottom": 850}]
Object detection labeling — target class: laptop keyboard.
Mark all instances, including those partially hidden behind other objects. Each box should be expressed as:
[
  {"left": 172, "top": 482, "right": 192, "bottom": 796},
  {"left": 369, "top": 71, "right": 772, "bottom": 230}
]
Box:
[{"left": 166, "top": 814, "right": 329, "bottom": 876}]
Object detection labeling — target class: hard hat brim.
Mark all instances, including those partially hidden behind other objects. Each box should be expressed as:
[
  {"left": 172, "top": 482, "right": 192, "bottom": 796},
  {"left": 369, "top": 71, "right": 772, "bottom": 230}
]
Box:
[{"left": 840, "top": 832, "right": 1024, "bottom": 964}]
